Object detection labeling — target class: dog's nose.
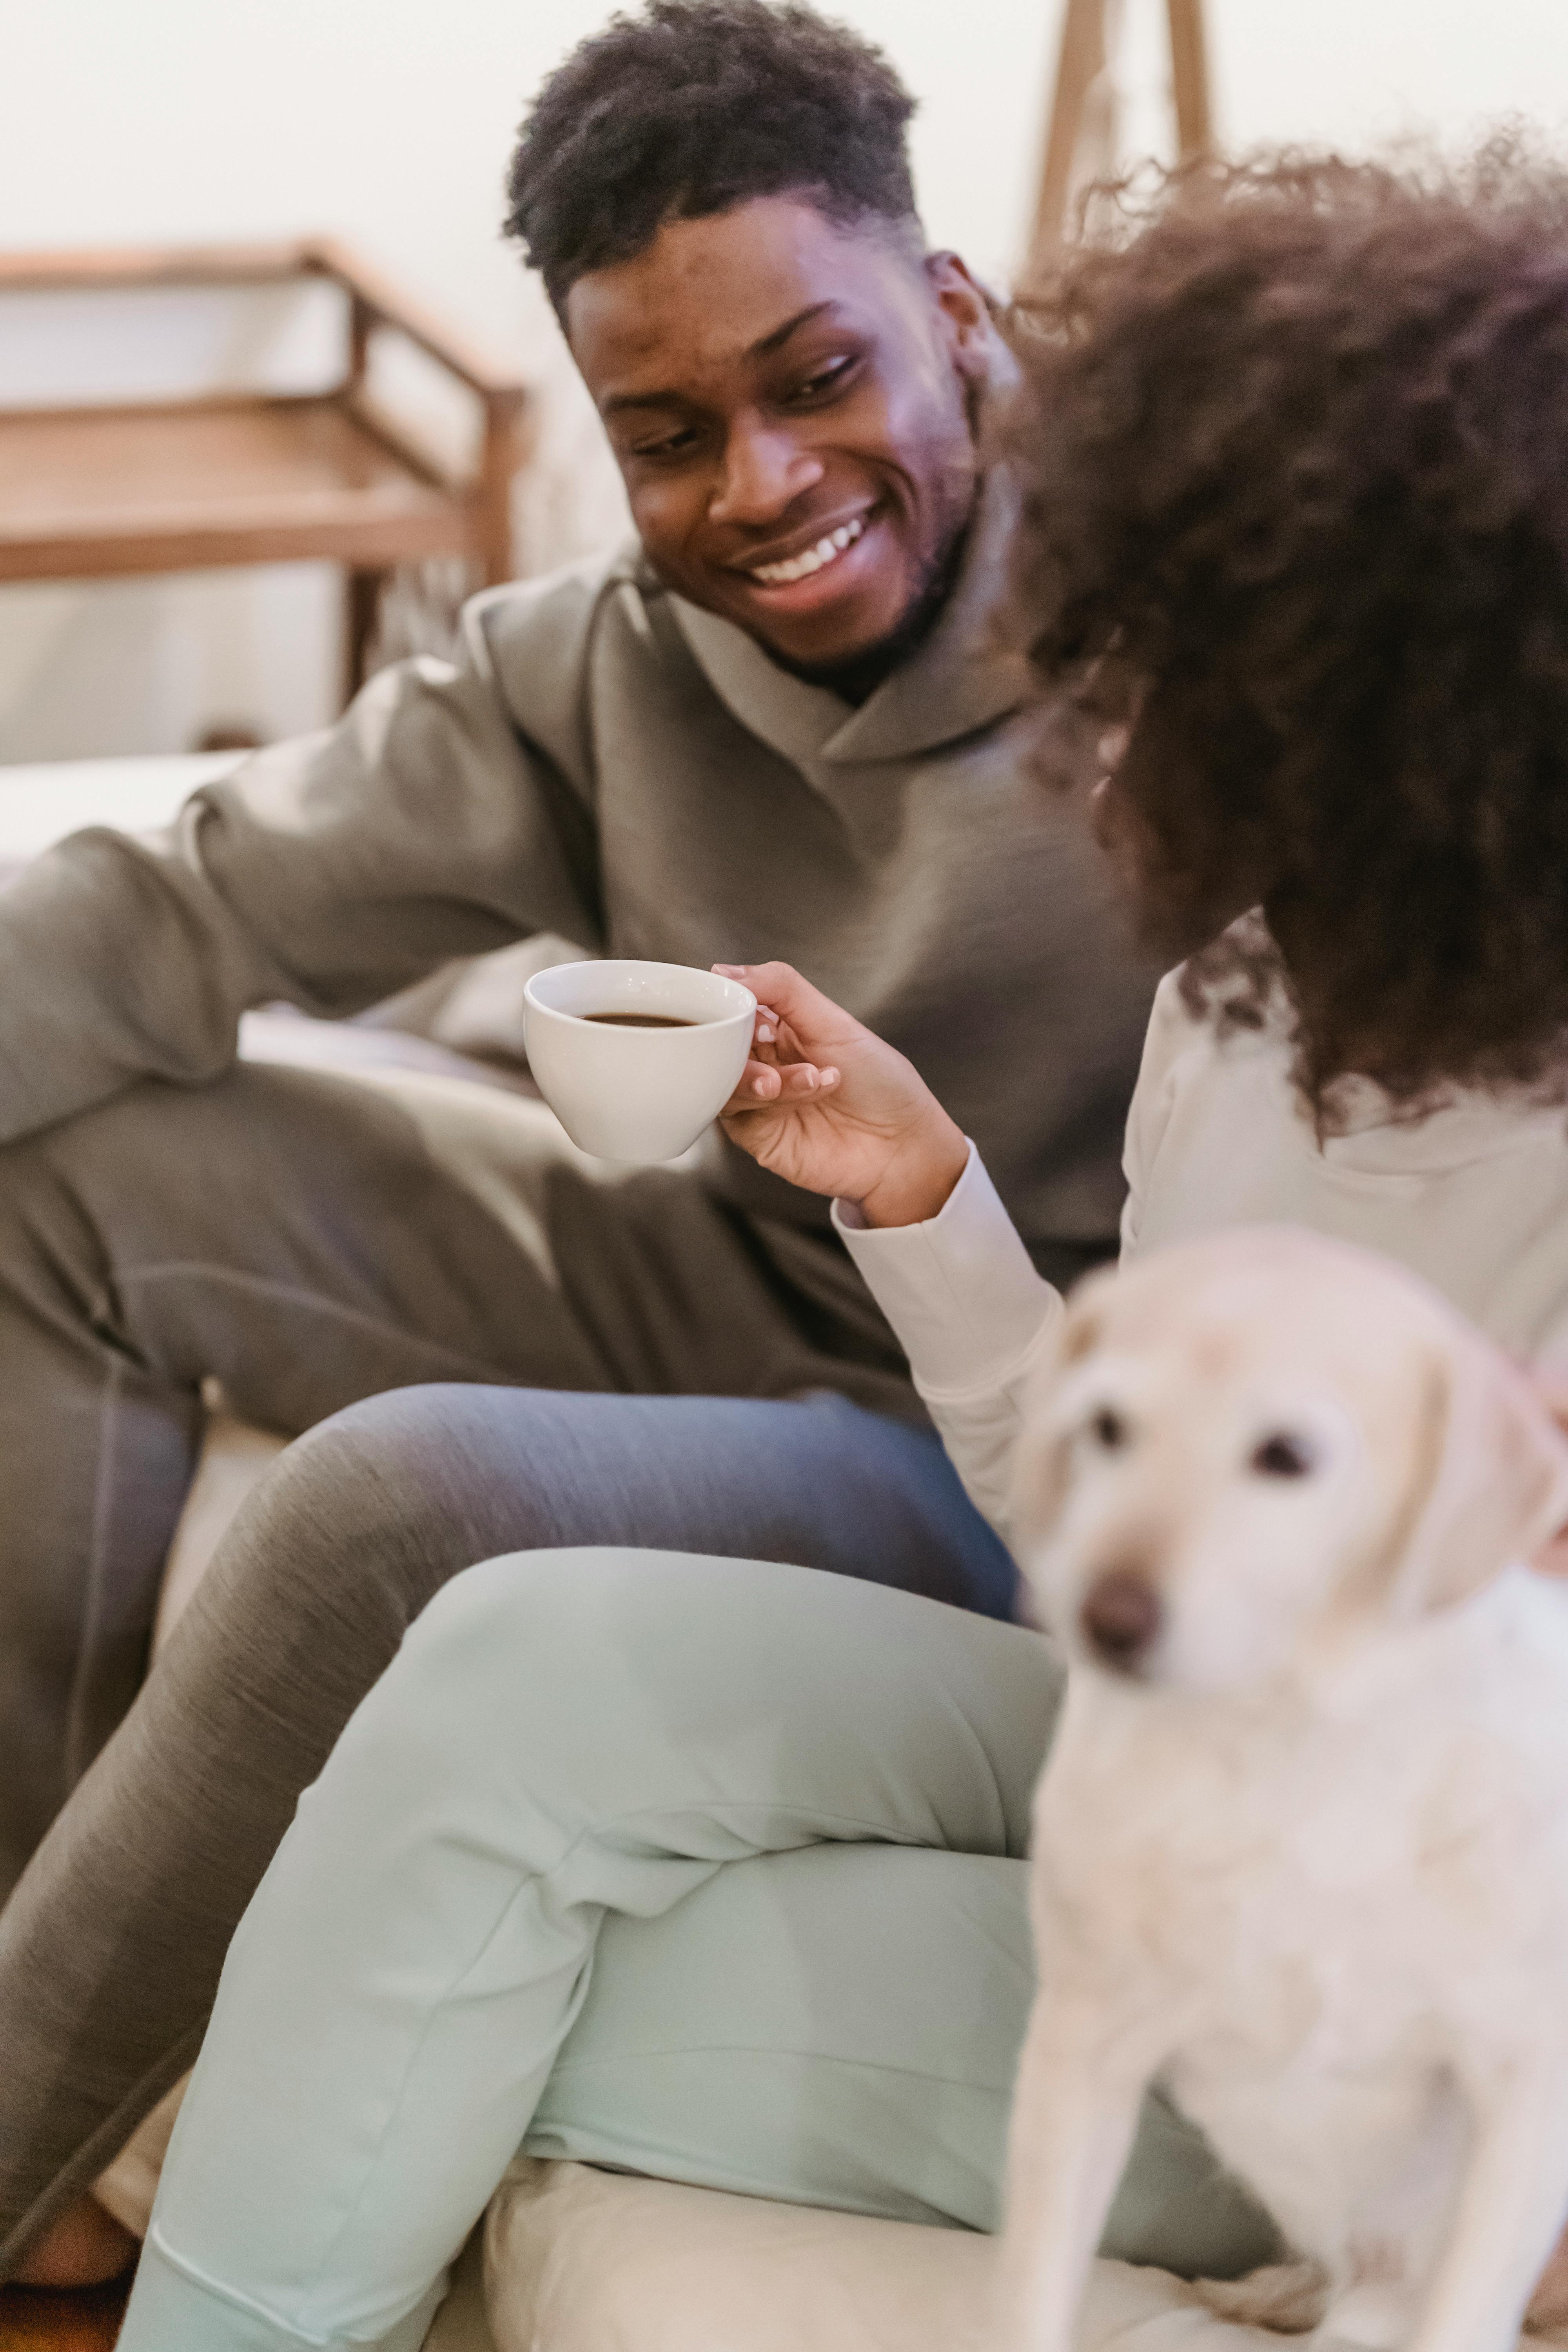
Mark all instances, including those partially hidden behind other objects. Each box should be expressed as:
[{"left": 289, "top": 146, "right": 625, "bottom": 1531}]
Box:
[{"left": 1080, "top": 1571, "right": 1162, "bottom": 1671}]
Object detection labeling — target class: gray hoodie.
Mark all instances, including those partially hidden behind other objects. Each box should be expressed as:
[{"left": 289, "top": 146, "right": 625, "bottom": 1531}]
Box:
[{"left": 0, "top": 479, "right": 1160, "bottom": 1288}]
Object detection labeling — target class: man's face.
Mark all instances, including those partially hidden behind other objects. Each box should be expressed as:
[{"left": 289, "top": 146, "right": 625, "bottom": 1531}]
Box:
[{"left": 565, "top": 196, "right": 991, "bottom": 672}]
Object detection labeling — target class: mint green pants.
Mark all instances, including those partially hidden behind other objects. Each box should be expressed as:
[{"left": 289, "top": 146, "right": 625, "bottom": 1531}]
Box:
[{"left": 118, "top": 1550, "right": 1277, "bottom": 2350}]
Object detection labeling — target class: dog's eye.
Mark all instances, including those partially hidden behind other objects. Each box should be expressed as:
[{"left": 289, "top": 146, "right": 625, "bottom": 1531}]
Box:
[
  {"left": 1088, "top": 1407, "right": 1129, "bottom": 1451},
  {"left": 1249, "top": 1431, "right": 1316, "bottom": 1479}
]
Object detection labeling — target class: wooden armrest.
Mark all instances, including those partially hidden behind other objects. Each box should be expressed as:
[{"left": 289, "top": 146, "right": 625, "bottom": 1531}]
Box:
[
  {"left": 0, "top": 241, "right": 316, "bottom": 292},
  {"left": 303, "top": 237, "right": 529, "bottom": 407},
  {"left": 0, "top": 237, "right": 529, "bottom": 408}
]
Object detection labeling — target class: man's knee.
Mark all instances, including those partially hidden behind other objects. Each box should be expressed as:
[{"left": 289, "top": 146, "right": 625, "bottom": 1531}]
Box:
[
  {"left": 271, "top": 1390, "right": 456, "bottom": 1545},
  {"left": 179, "top": 1394, "right": 476, "bottom": 1676},
  {"left": 237, "top": 1387, "right": 554, "bottom": 1607}
]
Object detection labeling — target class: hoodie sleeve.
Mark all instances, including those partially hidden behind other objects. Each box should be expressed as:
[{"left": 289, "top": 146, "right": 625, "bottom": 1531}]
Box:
[{"left": 0, "top": 567, "right": 612, "bottom": 1144}]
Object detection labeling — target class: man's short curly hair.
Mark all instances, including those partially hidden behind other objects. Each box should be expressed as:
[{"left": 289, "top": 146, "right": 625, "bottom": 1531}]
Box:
[
  {"left": 999, "top": 142, "right": 1568, "bottom": 1118},
  {"left": 505, "top": 0, "right": 920, "bottom": 318}
]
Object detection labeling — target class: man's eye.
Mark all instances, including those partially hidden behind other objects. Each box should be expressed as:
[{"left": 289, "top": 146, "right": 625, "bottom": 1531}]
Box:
[
  {"left": 788, "top": 357, "right": 856, "bottom": 403},
  {"left": 1250, "top": 1432, "right": 1316, "bottom": 1479},
  {"left": 631, "top": 428, "right": 702, "bottom": 462}
]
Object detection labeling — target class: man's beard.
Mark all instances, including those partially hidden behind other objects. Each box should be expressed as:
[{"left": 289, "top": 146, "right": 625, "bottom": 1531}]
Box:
[{"left": 766, "top": 514, "right": 973, "bottom": 707}]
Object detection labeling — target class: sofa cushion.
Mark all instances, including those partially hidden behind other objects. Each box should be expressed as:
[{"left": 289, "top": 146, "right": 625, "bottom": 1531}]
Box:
[{"left": 482, "top": 2158, "right": 1279, "bottom": 2352}]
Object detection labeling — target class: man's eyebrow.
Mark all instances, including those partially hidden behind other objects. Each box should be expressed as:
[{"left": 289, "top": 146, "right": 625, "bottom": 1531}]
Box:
[
  {"left": 750, "top": 299, "right": 838, "bottom": 358},
  {"left": 601, "top": 302, "right": 844, "bottom": 417}
]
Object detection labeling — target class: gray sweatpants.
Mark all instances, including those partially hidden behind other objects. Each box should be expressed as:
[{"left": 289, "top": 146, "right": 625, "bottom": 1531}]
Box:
[{"left": 0, "top": 1056, "right": 958, "bottom": 1895}]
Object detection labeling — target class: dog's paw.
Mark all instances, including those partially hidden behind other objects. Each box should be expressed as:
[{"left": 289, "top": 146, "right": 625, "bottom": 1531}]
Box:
[{"left": 1194, "top": 2260, "right": 1330, "bottom": 2335}]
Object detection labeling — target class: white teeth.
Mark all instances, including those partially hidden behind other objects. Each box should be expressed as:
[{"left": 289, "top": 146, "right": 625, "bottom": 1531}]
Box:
[{"left": 750, "top": 514, "right": 866, "bottom": 586}]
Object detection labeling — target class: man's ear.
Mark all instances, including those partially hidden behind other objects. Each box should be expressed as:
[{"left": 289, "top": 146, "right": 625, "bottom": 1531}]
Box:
[
  {"left": 926, "top": 251, "right": 1000, "bottom": 390},
  {"left": 1390, "top": 1334, "right": 1568, "bottom": 1615}
]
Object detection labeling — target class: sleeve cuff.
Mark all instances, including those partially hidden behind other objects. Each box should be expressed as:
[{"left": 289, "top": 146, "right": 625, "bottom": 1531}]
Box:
[{"left": 831, "top": 1142, "right": 1058, "bottom": 1396}]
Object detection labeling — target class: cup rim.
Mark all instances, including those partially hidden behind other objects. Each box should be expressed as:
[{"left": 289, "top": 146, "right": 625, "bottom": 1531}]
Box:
[{"left": 523, "top": 958, "right": 756, "bottom": 1033}]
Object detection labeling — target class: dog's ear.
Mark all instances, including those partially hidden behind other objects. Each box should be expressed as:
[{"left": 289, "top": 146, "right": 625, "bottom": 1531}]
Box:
[
  {"left": 1057, "top": 1258, "right": 1122, "bottom": 1365},
  {"left": 1004, "top": 1303, "right": 1083, "bottom": 1549},
  {"left": 1006, "top": 1271, "right": 1123, "bottom": 1550},
  {"left": 1389, "top": 1331, "right": 1568, "bottom": 1615}
]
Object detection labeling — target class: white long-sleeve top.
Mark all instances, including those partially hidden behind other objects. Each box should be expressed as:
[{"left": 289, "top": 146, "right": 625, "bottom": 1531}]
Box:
[{"left": 837, "top": 970, "right": 1568, "bottom": 1548}]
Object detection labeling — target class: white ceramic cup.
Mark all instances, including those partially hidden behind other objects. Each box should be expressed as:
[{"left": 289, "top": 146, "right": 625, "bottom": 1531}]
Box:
[{"left": 522, "top": 958, "right": 758, "bottom": 1164}]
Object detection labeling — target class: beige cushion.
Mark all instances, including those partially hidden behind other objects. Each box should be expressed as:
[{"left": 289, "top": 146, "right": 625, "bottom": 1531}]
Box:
[
  {"left": 481, "top": 2159, "right": 1277, "bottom": 2352},
  {"left": 152, "top": 1408, "right": 289, "bottom": 1652}
]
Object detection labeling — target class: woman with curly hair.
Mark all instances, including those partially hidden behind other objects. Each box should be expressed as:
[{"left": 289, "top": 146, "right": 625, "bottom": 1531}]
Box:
[
  {"left": 1008, "top": 138, "right": 1568, "bottom": 1127},
  {"left": 111, "top": 147, "right": 1568, "bottom": 2350}
]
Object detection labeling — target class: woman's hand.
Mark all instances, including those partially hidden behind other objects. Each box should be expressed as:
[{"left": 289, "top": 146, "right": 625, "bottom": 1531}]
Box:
[{"left": 714, "top": 962, "right": 969, "bottom": 1228}]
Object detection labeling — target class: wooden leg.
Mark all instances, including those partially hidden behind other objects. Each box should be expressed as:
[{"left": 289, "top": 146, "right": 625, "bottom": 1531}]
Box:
[
  {"left": 1167, "top": 0, "right": 1214, "bottom": 160},
  {"left": 1027, "top": 0, "right": 1114, "bottom": 266},
  {"left": 343, "top": 567, "right": 383, "bottom": 706}
]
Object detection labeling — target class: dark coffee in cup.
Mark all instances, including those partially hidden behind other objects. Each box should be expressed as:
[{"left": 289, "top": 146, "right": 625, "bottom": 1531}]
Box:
[
  {"left": 523, "top": 958, "right": 757, "bottom": 1162},
  {"left": 581, "top": 1012, "right": 697, "bottom": 1028}
]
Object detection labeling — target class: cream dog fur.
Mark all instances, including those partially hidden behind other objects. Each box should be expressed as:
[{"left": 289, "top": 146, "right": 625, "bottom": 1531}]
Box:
[{"left": 999, "top": 1227, "right": 1568, "bottom": 2352}]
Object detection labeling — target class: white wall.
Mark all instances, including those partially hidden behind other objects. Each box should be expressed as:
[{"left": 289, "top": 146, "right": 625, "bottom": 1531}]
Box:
[{"left": 4, "top": 0, "right": 1566, "bottom": 760}]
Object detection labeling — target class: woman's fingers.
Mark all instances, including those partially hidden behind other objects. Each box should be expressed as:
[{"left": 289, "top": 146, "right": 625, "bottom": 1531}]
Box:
[
  {"left": 729, "top": 1062, "right": 779, "bottom": 1106},
  {"left": 750, "top": 1061, "right": 838, "bottom": 1101},
  {"left": 713, "top": 962, "right": 858, "bottom": 1047},
  {"left": 725, "top": 1057, "right": 841, "bottom": 1111},
  {"left": 733, "top": 991, "right": 841, "bottom": 1101},
  {"left": 775, "top": 1061, "right": 838, "bottom": 1097}
]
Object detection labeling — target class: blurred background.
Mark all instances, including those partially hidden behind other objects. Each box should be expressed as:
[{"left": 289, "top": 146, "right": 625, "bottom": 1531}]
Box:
[{"left": 3, "top": 0, "right": 1567, "bottom": 764}]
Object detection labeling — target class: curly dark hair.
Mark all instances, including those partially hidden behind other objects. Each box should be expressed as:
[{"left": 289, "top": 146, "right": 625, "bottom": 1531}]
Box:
[
  {"left": 999, "top": 142, "right": 1568, "bottom": 1119},
  {"left": 504, "top": 0, "right": 920, "bottom": 318}
]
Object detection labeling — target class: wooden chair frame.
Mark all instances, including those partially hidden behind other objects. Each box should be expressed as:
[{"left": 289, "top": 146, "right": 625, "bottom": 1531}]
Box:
[
  {"left": 0, "top": 238, "right": 532, "bottom": 700},
  {"left": 1030, "top": 0, "right": 1214, "bottom": 260}
]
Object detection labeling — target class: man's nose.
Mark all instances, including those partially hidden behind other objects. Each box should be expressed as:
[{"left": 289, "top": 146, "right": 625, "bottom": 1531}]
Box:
[
  {"left": 708, "top": 422, "right": 824, "bottom": 526},
  {"left": 1080, "top": 1568, "right": 1163, "bottom": 1673}
]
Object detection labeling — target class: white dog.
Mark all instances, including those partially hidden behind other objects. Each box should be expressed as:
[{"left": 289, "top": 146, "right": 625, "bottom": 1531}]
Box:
[{"left": 999, "top": 1227, "right": 1568, "bottom": 2352}]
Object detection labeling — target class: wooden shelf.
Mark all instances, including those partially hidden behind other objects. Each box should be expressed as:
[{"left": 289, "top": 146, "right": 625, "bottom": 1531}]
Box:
[
  {"left": 0, "top": 240, "right": 533, "bottom": 699},
  {"left": 0, "top": 396, "right": 478, "bottom": 580}
]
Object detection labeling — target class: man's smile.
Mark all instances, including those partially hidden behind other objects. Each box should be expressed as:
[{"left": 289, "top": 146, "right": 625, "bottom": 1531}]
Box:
[
  {"left": 722, "top": 505, "right": 893, "bottom": 625},
  {"left": 742, "top": 510, "right": 869, "bottom": 586}
]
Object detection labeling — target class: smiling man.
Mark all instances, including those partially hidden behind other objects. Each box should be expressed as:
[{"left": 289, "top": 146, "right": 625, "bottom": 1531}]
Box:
[
  {"left": 569, "top": 201, "right": 984, "bottom": 691},
  {"left": 515, "top": 0, "right": 990, "bottom": 693},
  {"left": 0, "top": 0, "right": 1158, "bottom": 2288}
]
